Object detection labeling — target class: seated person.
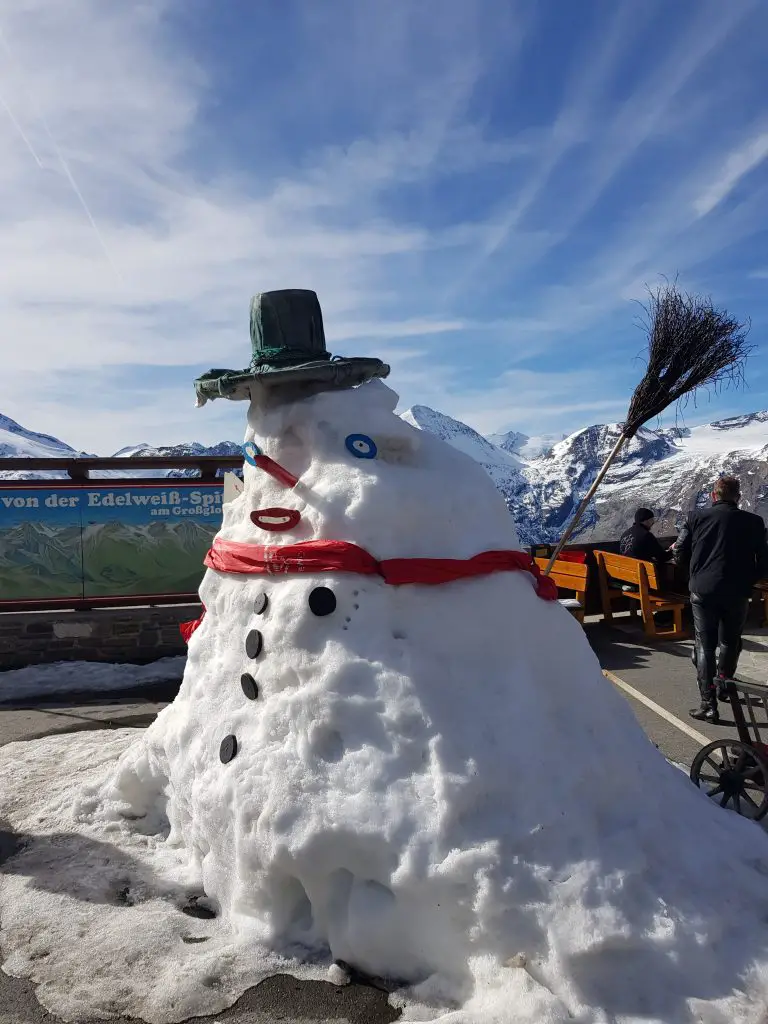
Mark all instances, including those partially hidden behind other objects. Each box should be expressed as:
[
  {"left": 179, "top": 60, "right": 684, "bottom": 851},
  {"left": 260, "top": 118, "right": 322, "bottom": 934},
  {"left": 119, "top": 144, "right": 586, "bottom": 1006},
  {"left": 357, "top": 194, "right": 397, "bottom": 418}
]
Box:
[{"left": 619, "top": 507, "right": 673, "bottom": 564}]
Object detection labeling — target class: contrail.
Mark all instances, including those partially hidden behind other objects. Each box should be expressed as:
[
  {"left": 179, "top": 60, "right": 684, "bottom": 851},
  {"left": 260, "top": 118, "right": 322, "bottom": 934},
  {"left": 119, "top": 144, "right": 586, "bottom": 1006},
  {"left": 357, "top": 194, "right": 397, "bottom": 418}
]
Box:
[
  {"left": 0, "top": 88, "right": 43, "bottom": 165},
  {"left": 41, "top": 114, "right": 125, "bottom": 285},
  {"left": 0, "top": 25, "right": 41, "bottom": 163},
  {"left": 0, "top": 23, "right": 124, "bottom": 285}
]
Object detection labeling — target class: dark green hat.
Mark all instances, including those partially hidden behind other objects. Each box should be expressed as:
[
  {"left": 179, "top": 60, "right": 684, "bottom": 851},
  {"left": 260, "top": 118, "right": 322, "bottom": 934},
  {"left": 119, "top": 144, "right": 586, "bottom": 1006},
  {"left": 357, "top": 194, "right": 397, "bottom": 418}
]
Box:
[{"left": 194, "top": 289, "right": 390, "bottom": 405}]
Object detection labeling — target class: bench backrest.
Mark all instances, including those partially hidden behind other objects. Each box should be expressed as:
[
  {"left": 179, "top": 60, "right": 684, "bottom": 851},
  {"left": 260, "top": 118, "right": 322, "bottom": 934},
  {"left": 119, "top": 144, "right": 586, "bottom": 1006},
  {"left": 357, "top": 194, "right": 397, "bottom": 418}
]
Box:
[
  {"left": 594, "top": 550, "right": 661, "bottom": 591},
  {"left": 535, "top": 557, "right": 588, "bottom": 597}
]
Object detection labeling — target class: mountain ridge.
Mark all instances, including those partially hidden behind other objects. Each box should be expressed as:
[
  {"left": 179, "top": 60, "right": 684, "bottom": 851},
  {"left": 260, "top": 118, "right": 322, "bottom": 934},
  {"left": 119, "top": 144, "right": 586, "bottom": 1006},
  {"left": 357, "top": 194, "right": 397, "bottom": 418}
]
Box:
[{"left": 2, "top": 406, "right": 767, "bottom": 544}]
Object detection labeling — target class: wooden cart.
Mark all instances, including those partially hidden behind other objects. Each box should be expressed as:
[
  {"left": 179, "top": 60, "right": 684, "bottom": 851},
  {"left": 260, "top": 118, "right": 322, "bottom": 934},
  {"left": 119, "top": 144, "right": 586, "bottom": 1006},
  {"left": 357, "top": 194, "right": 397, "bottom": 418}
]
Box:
[{"left": 690, "top": 677, "right": 768, "bottom": 820}]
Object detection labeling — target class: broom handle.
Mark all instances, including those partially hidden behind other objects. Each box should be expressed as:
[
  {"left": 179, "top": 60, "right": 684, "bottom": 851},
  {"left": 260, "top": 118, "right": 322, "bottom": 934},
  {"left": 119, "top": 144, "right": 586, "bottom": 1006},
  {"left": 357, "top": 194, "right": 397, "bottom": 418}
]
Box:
[{"left": 543, "top": 433, "right": 627, "bottom": 575}]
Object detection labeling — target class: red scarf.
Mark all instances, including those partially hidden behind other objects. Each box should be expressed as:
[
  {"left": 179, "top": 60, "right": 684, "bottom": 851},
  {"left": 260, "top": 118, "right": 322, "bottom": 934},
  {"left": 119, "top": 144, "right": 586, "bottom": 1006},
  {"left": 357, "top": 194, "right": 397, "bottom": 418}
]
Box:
[{"left": 180, "top": 538, "right": 558, "bottom": 641}]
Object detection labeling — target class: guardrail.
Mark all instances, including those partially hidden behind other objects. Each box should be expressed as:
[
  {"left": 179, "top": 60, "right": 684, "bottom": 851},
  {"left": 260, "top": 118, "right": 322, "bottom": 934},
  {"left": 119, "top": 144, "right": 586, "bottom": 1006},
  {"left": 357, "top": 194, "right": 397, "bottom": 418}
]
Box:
[{"left": 0, "top": 455, "right": 243, "bottom": 480}]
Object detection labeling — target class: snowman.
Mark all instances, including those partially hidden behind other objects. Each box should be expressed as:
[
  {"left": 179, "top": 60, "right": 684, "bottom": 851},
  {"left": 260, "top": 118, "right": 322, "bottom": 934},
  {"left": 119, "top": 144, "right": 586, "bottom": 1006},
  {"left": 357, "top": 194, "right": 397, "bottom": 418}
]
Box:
[{"left": 98, "top": 290, "right": 768, "bottom": 1023}]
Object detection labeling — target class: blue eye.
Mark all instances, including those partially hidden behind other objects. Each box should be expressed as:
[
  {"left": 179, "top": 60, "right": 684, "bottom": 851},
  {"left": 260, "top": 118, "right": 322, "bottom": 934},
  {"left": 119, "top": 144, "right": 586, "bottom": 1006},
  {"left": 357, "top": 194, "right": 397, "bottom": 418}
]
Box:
[
  {"left": 345, "top": 433, "right": 377, "bottom": 459},
  {"left": 243, "top": 441, "right": 263, "bottom": 466}
]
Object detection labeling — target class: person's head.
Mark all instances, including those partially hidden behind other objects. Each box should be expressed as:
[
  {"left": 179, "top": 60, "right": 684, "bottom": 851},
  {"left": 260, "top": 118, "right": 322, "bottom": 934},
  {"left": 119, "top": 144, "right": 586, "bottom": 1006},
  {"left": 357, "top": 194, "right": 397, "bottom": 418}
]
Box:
[
  {"left": 634, "top": 506, "right": 655, "bottom": 528},
  {"left": 713, "top": 475, "right": 741, "bottom": 505}
]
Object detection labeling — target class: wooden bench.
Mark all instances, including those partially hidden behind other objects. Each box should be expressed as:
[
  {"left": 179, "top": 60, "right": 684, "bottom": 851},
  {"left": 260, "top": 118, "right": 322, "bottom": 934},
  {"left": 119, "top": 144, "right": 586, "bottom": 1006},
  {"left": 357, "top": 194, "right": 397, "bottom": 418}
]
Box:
[
  {"left": 535, "top": 557, "right": 588, "bottom": 624},
  {"left": 594, "top": 550, "right": 687, "bottom": 639}
]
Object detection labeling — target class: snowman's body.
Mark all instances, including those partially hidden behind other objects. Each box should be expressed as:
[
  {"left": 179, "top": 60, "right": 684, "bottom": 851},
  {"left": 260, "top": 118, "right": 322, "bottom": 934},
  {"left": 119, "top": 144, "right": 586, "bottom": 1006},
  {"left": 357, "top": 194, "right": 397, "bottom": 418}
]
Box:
[{"left": 102, "top": 379, "right": 768, "bottom": 1021}]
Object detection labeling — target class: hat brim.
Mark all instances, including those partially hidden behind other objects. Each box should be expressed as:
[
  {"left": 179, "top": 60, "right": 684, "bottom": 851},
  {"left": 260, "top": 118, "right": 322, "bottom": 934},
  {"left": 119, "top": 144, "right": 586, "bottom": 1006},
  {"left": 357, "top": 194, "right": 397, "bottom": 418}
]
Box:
[{"left": 195, "top": 357, "right": 390, "bottom": 405}]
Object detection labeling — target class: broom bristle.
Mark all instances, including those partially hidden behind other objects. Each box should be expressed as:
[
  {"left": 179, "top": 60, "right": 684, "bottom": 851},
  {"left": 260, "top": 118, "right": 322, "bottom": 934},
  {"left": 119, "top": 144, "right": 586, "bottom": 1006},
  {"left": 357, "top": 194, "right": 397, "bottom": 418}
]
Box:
[{"left": 624, "top": 281, "right": 751, "bottom": 438}]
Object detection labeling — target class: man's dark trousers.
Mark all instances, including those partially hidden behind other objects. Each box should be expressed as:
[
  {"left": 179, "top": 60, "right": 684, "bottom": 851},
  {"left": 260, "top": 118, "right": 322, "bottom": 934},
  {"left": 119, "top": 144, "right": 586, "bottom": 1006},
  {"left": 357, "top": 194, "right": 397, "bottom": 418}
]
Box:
[{"left": 691, "top": 594, "right": 750, "bottom": 703}]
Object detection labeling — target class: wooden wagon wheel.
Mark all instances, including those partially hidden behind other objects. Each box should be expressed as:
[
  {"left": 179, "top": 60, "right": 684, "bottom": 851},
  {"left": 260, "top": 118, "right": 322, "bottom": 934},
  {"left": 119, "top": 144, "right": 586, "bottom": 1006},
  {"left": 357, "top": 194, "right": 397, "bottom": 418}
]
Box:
[{"left": 690, "top": 740, "right": 768, "bottom": 820}]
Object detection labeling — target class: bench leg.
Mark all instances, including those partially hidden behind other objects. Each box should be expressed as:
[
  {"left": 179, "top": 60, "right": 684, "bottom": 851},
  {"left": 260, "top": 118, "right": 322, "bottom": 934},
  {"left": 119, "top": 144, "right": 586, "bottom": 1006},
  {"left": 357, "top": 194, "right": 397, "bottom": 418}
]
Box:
[
  {"left": 649, "top": 606, "right": 686, "bottom": 640},
  {"left": 596, "top": 555, "right": 615, "bottom": 624},
  {"left": 639, "top": 578, "right": 656, "bottom": 638},
  {"left": 673, "top": 605, "right": 683, "bottom": 638}
]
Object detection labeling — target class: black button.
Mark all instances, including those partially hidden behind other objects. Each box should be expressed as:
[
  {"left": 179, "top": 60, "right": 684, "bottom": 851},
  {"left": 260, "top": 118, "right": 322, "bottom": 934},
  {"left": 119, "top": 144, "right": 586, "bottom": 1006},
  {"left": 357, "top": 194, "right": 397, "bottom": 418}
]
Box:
[
  {"left": 254, "top": 592, "right": 269, "bottom": 615},
  {"left": 241, "top": 674, "right": 259, "bottom": 700},
  {"left": 182, "top": 904, "right": 216, "bottom": 920},
  {"left": 308, "top": 587, "right": 337, "bottom": 616},
  {"left": 219, "top": 735, "right": 237, "bottom": 763},
  {"left": 245, "top": 629, "right": 263, "bottom": 658}
]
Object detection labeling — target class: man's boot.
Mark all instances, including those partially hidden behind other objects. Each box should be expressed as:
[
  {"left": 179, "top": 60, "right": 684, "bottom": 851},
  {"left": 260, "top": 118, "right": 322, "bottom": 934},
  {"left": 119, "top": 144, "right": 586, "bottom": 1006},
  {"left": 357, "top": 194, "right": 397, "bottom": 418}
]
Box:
[
  {"left": 690, "top": 681, "right": 719, "bottom": 722},
  {"left": 689, "top": 701, "right": 720, "bottom": 723}
]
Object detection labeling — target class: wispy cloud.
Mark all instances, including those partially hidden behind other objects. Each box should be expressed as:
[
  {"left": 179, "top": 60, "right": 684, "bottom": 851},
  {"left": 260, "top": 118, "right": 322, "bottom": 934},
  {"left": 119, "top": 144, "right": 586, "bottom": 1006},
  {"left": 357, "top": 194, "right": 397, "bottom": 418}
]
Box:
[
  {"left": 694, "top": 131, "right": 768, "bottom": 217},
  {"left": 458, "top": 0, "right": 756, "bottom": 283},
  {"left": 0, "top": 0, "right": 767, "bottom": 454}
]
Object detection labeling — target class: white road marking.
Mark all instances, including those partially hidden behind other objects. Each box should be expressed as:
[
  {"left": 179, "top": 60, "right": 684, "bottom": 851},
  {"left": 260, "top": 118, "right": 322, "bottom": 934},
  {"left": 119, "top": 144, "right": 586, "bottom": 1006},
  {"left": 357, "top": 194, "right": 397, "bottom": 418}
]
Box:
[{"left": 602, "top": 668, "right": 710, "bottom": 746}]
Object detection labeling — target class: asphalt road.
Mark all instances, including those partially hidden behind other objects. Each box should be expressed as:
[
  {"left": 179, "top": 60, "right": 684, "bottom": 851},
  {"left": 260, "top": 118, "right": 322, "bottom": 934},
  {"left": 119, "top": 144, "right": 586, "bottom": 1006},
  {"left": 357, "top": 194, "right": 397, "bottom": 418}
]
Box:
[
  {"left": 2, "top": 620, "right": 767, "bottom": 1024},
  {"left": 588, "top": 617, "right": 768, "bottom": 768}
]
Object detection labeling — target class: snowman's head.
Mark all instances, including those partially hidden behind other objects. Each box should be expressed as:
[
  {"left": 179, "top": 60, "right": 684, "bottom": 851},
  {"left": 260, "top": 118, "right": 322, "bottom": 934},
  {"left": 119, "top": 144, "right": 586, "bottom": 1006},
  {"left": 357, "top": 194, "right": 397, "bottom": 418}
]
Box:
[
  {"left": 244, "top": 380, "right": 421, "bottom": 482},
  {"left": 224, "top": 378, "right": 518, "bottom": 559}
]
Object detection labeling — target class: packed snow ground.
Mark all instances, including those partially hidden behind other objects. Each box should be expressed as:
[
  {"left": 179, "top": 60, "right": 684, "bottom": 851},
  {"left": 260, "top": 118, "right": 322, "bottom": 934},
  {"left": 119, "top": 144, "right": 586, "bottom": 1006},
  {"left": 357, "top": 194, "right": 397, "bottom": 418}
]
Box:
[
  {"left": 0, "top": 730, "right": 327, "bottom": 1023},
  {"left": 0, "top": 657, "right": 185, "bottom": 703}
]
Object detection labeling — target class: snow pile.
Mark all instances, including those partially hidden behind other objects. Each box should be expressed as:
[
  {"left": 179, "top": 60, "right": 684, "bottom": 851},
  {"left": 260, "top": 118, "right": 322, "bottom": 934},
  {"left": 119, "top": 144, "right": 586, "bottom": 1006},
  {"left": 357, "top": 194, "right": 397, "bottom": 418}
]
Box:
[
  {"left": 4, "top": 380, "right": 768, "bottom": 1023},
  {"left": 0, "top": 730, "right": 320, "bottom": 1023},
  {"left": 0, "top": 657, "right": 185, "bottom": 703}
]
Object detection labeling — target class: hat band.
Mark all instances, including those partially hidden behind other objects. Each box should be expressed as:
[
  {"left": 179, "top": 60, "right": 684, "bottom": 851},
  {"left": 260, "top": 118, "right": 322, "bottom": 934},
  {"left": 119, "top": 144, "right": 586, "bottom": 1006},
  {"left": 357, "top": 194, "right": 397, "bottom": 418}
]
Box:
[{"left": 251, "top": 346, "right": 332, "bottom": 369}]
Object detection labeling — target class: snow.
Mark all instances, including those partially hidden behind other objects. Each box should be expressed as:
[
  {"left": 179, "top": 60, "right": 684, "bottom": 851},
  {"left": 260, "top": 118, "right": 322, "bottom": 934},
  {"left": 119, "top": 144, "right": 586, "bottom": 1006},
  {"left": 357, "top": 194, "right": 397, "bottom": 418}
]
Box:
[
  {"left": 597, "top": 414, "right": 768, "bottom": 492},
  {"left": 0, "top": 412, "right": 92, "bottom": 480},
  {"left": 0, "top": 413, "right": 81, "bottom": 460},
  {"left": 488, "top": 429, "right": 562, "bottom": 461},
  {"left": 401, "top": 405, "right": 525, "bottom": 536},
  {"left": 5, "top": 381, "right": 768, "bottom": 1022},
  {"left": 402, "top": 405, "right": 523, "bottom": 471},
  {"left": 0, "top": 730, "right": 323, "bottom": 1022},
  {"left": 0, "top": 657, "right": 185, "bottom": 703},
  {"left": 0, "top": 409, "right": 240, "bottom": 481},
  {"left": 597, "top": 414, "right": 768, "bottom": 504},
  {"left": 674, "top": 414, "right": 768, "bottom": 457}
]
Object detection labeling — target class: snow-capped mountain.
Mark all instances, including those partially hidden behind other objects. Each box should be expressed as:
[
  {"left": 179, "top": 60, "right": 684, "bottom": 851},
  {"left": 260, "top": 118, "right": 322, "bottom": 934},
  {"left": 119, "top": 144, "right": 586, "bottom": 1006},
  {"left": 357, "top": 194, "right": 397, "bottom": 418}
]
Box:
[
  {"left": 403, "top": 406, "right": 522, "bottom": 468},
  {"left": 487, "top": 429, "right": 562, "bottom": 460},
  {"left": 401, "top": 406, "right": 526, "bottom": 521},
  {"left": 586, "top": 412, "right": 768, "bottom": 543},
  {"left": 0, "top": 418, "right": 241, "bottom": 480},
  {"left": 404, "top": 408, "right": 768, "bottom": 545},
  {"left": 520, "top": 424, "right": 678, "bottom": 542},
  {"left": 0, "top": 413, "right": 93, "bottom": 480},
  {"left": 113, "top": 442, "right": 243, "bottom": 459},
  {"left": 2, "top": 407, "right": 767, "bottom": 544},
  {"left": 0, "top": 413, "right": 84, "bottom": 460},
  {"left": 111, "top": 441, "right": 244, "bottom": 478}
]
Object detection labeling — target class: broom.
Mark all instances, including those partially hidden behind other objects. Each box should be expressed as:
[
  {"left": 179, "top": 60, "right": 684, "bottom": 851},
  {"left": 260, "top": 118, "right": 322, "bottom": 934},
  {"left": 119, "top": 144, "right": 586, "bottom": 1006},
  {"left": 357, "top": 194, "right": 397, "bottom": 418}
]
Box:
[{"left": 543, "top": 281, "right": 751, "bottom": 575}]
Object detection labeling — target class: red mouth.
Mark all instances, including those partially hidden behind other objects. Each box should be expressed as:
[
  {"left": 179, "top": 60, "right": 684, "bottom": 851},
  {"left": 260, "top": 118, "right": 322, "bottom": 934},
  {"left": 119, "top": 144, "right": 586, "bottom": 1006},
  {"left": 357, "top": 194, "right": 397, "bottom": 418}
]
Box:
[{"left": 250, "top": 508, "right": 301, "bottom": 532}]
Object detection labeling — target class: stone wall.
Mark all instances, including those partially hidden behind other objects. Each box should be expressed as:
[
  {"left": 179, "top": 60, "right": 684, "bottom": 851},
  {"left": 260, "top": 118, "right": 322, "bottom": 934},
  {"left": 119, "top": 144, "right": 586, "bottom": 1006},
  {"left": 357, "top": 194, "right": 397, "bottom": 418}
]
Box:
[{"left": 0, "top": 604, "right": 200, "bottom": 670}]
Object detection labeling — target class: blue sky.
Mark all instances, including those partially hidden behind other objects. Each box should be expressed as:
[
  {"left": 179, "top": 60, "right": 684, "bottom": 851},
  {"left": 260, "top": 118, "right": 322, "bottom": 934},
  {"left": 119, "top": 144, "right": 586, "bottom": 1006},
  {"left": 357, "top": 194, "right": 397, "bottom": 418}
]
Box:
[{"left": 1, "top": 0, "right": 767, "bottom": 453}]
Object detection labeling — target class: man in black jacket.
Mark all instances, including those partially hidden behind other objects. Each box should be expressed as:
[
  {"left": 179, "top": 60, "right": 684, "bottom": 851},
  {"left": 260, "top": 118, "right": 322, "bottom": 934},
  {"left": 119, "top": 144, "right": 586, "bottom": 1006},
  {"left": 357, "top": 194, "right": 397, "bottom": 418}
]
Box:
[
  {"left": 619, "top": 507, "right": 673, "bottom": 564},
  {"left": 672, "top": 476, "right": 768, "bottom": 722}
]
